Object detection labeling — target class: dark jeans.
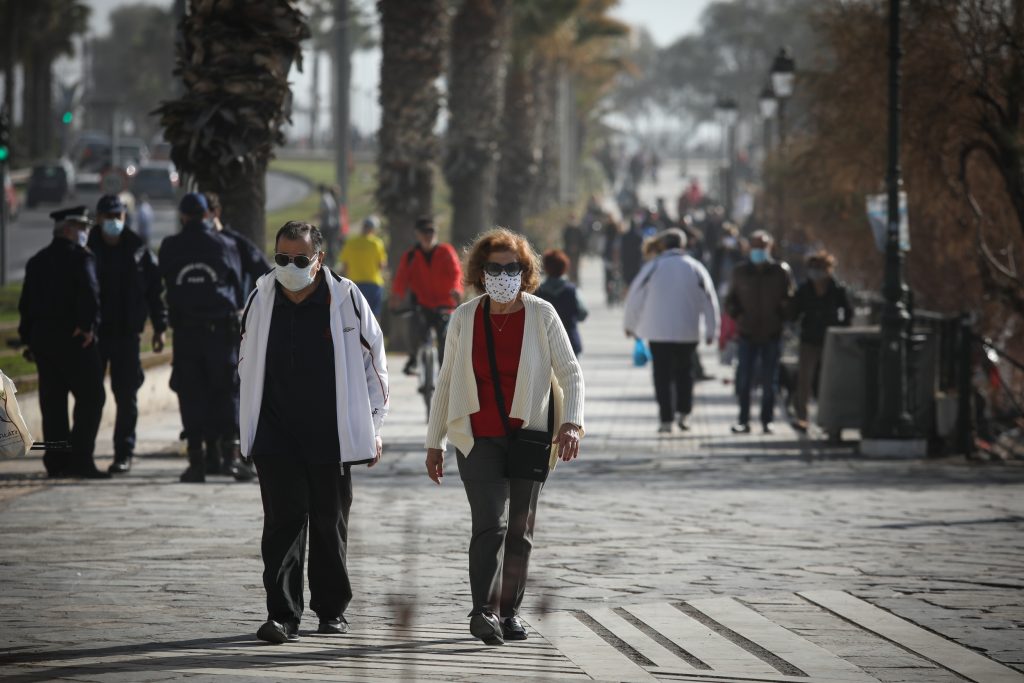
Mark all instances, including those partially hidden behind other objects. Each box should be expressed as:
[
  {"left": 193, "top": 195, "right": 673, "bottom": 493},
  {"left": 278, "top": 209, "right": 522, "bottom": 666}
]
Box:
[
  {"left": 355, "top": 283, "right": 383, "bottom": 318},
  {"left": 34, "top": 340, "right": 105, "bottom": 473},
  {"left": 736, "top": 336, "right": 782, "bottom": 426},
  {"left": 410, "top": 306, "right": 451, "bottom": 366},
  {"left": 254, "top": 455, "right": 353, "bottom": 628},
  {"left": 648, "top": 341, "right": 697, "bottom": 422},
  {"left": 457, "top": 438, "right": 543, "bottom": 619},
  {"left": 169, "top": 321, "right": 237, "bottom": 450},
  {"left": 98, "top": 333, "right": 144, "bottom": 456}
]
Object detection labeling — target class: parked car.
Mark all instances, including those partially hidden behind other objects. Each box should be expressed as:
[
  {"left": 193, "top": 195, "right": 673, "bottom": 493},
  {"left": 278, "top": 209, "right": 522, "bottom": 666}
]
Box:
[
  {"left": 26, "top": 160, "right": 76, "bottom": 207},
  {"left": 130, "top": 162, "right": 179, "bottom": 201},
  {"left": 3, "top": 174, "right": 19, "bottom": 220}
]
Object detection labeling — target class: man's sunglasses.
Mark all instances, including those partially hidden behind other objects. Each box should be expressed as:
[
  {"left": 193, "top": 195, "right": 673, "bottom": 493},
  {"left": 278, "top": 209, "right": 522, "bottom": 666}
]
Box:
[
  {"left": 274, "top": 253, "right": 318, "bottom": 268},
  {"left": 483, "top": 261, "right": 523, "bottom": 277}
]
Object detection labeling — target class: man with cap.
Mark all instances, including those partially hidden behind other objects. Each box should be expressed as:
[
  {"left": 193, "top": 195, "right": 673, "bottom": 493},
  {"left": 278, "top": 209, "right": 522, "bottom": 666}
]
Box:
[
  {"left": 87, "top": 194, "right": 167, "bottom": 474},
  {"left": 18, "top": 206, "right": 108, "bottom": 478},
  {"left": 158, "top": 192, "right": 246, "bottom": 483}
]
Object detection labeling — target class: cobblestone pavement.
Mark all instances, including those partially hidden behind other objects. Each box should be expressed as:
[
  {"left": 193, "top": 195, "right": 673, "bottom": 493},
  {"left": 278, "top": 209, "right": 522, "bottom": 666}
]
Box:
[{"left": 1, "top": 258, "right": 1022, "bottom": 683}]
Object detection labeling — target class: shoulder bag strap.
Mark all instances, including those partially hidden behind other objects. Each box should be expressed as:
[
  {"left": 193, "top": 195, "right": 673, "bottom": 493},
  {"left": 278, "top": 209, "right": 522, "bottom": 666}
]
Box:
[{"left": 482, "top": 296, "right": 515, "bottom": 438}]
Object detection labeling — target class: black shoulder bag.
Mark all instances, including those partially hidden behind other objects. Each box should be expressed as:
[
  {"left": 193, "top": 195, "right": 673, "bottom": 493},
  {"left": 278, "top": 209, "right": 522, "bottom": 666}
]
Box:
[{"left": 482, "top": 297, "right": 554, "bottom": 482}]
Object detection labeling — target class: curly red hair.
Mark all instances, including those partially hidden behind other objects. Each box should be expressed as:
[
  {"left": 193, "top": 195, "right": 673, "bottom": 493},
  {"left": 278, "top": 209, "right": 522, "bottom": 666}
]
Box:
[{"left": 463, "top": 228, "right": 541, "bottom": 293}]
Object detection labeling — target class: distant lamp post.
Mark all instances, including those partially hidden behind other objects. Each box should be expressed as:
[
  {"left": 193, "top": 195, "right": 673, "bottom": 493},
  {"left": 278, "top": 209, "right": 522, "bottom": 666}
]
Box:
[
  {"left": 715, "top": 96, "right": 739, "bottom": 220},
  {"left": 758, "top": 83, "right": 777, "bottom": 158},
  {"left": 769, "top": 47, "right": 795, "bottom": 244}
]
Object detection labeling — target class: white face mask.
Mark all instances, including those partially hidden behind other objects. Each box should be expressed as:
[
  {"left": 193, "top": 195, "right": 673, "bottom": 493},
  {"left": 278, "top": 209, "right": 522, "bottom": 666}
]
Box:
[
  {"left": 77, "top": 230, "right": 89, "bottom": 247},
  {"left": 484, "top": 272, "right": 522, "bottom": 304},
  {"left": 275, "top": 258, "right": 318, "bottom": 292}
]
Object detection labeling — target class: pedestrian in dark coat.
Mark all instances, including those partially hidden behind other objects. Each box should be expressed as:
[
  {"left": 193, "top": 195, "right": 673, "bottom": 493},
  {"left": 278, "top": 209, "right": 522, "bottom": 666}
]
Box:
[
  {"left": 535, "top": 250, "right": 588, "bottom": 356},
  {"left": 87, "top": 194, "right": 167, "bottom": 473},
  {"left": 18, "top": 206, "right": 107, "bottom": 478}
]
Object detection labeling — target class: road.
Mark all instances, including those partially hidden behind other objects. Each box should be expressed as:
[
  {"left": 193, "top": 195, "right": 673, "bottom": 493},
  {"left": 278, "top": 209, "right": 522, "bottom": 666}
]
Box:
[{"left": 2, "top": 170, "right": 311, "bottom": 282}]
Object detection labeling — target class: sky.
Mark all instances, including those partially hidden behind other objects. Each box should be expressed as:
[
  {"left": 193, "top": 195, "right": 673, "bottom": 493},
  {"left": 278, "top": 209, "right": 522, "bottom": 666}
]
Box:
[{"left": 77, "top": 0, "right": 715, "bottom": 136}]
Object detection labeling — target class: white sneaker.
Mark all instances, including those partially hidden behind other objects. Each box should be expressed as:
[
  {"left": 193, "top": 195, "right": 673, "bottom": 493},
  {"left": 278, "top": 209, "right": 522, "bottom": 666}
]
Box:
[{"left": 658, "top": 422, "right": 672, "bottom": 434}]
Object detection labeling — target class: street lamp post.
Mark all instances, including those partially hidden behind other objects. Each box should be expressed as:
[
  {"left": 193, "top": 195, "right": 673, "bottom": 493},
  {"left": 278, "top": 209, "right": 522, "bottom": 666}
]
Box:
[
  {"left": 758, "top": 83, "right": 777, "bottom": 163},
  {"left": 874, "top": 0, "right": 914, "bottom": 437},
  {"left": 715, "top": 96, "right": 739, "bottom": 220},
  {"left": 770, "top": 48, "right": 795, "bottom": 244}
]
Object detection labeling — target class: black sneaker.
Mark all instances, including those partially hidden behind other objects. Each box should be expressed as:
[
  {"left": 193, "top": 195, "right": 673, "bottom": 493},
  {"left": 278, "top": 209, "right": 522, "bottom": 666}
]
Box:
[
  {"left": 730, "top": 423, "right": 751, "bottom": 434},
  {"left": 762, "top": 422, "right": 775, "bottom": 435},
  {"left": 317, "top": 617, "right": 349, "bottom": 635},
  {"left": 257, "top": 620, "right": 299, "bottom": 644},
  {"left": 502, "top": 616, "right": 528, "bottom": 641},
  {"left": 108, "top": 454, "right": 132, "bottom": 474},
  {"left": 469, "top": 612, "right": 504, "bottom": 646},
  {"left": 402, "top": 358, "right": 418, "bottom": 376}
]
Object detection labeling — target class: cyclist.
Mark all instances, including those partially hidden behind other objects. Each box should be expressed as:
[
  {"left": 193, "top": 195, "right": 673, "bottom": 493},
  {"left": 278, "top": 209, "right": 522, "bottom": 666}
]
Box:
[{"left": 390, "top": 217, "right": 463, "bottom": 375}]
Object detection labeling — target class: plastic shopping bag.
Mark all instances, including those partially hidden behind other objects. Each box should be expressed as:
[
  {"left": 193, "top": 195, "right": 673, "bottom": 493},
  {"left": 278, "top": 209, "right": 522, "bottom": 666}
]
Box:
[
  {"left": 0, "top": 370, "right": 33, "bottom": 457},
  {"left": 632, "top": 338, "right": 651, "bottom": 367}
]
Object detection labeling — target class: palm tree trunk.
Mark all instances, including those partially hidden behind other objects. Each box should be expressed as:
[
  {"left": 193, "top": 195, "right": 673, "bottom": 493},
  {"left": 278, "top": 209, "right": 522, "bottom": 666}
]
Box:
[
  {"left": 375, "top": 0, "right": 446, "bottom": 273},
  {"left": 531, "top": 57, "right": 559, "bottom": 214},
  {"left": 443, "top": 0, "right": 511, "bottom": 248},
  {"left": 494, "top": 57, "right": 536, "bottom": 232},
  {"left": 221, "top": 159, "right": 268, "bottom": 248}
]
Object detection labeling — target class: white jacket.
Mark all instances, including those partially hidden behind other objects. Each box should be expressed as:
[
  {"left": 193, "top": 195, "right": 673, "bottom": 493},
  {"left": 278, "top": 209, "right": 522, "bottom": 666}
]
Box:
[
  {"left": 425, "top": 294, "right": 585, "bottom": 466},
  {"left": 238, "top": 269, "right": 389, "bottom": 463},
  {"left": 623, "top": 249, "right": 720, "bottom": 344}
]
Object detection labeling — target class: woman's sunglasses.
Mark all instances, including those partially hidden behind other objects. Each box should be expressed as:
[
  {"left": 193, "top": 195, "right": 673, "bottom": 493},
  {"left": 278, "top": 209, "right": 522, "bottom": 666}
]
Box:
[
  {"left": 483, "top": 261, "right": 522, "bottom": 277},
  {"left": 274, "top": 253, "right": 318, "bottom": 268}
]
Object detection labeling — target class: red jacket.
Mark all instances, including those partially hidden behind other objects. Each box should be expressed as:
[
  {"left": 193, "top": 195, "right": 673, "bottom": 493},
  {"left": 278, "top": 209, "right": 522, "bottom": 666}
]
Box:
[{"left": 392, "top": 243, "right": 463, "bottom": 309}]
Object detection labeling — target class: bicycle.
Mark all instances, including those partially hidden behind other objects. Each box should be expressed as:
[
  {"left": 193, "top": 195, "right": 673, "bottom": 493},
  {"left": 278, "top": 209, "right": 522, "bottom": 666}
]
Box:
[{"left": 400, "top": 305, "right": 452, "bottom": 422}]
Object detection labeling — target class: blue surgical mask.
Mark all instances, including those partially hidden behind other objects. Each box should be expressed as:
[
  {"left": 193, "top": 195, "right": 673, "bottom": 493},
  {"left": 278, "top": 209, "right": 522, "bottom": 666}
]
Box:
[
  {"left": 750, "top": 248, "right": 768, "bottom": 264},
  {"left": 102, "top": 219, "right": 125, "bottom": 238}
]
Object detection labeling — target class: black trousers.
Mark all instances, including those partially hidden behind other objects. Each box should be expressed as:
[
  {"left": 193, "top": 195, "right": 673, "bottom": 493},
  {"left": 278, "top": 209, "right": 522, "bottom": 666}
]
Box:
[
  {"left": 169, "top": 322, "right": 237, "bottom": 450},
  {"left": 254, "top": 455, "right": 353, "bottom": 628},
  {"left": 410, "top": 307, "right": 450, "bottom": 366},
  {"left": 649, "top": 341, "right": 697, "bottom": 422},
  {"left": 457, "top": 438, "right": 543, "bottom": 619},
  {"left": 34, "top": 341, "right": 105, "bottom": 473},
  {"left": 98, "top": 333, "right": 144, "bottom": 457}
]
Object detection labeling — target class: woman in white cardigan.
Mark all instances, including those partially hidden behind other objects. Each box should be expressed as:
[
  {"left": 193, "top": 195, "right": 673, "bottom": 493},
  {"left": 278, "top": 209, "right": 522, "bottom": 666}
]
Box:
[{"left": 425, "top": 228, "right": 585, "bottom": 646}]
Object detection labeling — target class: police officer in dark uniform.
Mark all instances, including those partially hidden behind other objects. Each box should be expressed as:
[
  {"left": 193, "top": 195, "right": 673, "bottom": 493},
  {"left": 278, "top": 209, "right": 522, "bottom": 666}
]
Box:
[
  {"left": 159, "top": 193, "right": 246, "bottom": 483},
  {"left": 203, "top": 191, "right": 270, "bottom": 481},
  {"left": 18, "top": 206, "right": 108, "bottom": 478},
  {"left": 88, "top": 194, "right": 168, "bottom": 474}
]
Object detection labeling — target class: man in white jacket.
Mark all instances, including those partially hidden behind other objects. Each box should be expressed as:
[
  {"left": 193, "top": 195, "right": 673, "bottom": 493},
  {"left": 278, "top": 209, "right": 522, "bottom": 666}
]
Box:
[
  {"left": 624, "top": 229, "right": 719, "bottom": 433},
  {"left": 238, "top": 221, "right": 388, "bottom": 644}
]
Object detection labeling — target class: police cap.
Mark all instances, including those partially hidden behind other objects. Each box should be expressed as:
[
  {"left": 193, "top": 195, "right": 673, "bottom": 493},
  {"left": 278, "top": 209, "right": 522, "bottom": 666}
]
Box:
[
  {"left": 96, "top": 194, "right": 126, "bottom": 215},
  {"left": 49, "top": 206, "right": 91, "bottom": 225},
  {"left": 179, "top": 192, "right": 209, "bottom": 217}
]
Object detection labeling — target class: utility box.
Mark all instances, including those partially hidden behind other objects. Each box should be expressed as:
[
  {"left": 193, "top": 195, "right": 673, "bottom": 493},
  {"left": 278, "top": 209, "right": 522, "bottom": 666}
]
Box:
[{"left": 816, "top": 326, "right": 937, "bottom": 438}]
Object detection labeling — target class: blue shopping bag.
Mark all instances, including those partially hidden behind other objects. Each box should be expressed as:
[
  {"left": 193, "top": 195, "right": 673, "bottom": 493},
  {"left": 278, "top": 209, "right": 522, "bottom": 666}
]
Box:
[{"left": 632, "top": 338, "right": 651, "bottom": 367}]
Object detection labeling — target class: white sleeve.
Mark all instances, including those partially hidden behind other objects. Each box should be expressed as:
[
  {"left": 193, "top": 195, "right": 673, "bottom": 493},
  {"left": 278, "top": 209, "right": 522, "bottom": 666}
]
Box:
[{"left": 351, "top": 286, "right": 389, "bottom": 434}]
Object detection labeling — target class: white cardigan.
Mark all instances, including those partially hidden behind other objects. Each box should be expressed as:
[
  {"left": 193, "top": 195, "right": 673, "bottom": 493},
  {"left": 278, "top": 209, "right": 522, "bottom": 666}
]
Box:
[
  {"left": 623, "top": 249, "right": 720, "bottom": 343},
  {"left": 238, "top": 270, "right": 389, "bottom": 463},
  {"left": 425, "top": 293, "right": 585, "bottom": 465}
]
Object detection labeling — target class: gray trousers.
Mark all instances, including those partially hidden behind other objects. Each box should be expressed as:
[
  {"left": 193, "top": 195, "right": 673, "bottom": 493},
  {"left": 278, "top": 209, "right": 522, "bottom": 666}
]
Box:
[{"left": 457, "top": 437, "right": 543, "bottom": 618}]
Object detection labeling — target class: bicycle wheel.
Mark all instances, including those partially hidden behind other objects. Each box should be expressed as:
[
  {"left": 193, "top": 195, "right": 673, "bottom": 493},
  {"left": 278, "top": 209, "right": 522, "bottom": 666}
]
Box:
[{"left": 420, "top": 344, "right": 436, "bottom": 421}]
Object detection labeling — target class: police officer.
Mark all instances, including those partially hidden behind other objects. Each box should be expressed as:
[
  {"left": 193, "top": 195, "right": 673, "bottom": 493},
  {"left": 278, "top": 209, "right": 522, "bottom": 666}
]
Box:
[
  {"left": 88, "top": 194, "right": 168, "bottom": 474},
  {"left": 159, "top": 193, "right": 246, "bottom": 483},
  {"left": 202, "top": 191, "right": 270, "bottom": 481},
  {"left": 18, "top": 206, "right": 108, "bottom": 478}
]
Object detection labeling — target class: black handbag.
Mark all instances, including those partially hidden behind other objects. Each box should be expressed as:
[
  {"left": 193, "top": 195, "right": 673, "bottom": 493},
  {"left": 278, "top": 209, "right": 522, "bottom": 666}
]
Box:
[{"left": 482, "top": 297, "right": 554, "bottom": 482}]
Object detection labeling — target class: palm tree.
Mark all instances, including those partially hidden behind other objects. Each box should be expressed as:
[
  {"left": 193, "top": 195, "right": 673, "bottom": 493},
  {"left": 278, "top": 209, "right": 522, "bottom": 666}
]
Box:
[
  {"left": 443, "top": 0, "right": 512, "bottom": 248},
  {"left": 375, "top": 0, "right": 447, "bottom": 270},
  {"left": 156, "top": 1, "right": 309, "bottom": 248}
]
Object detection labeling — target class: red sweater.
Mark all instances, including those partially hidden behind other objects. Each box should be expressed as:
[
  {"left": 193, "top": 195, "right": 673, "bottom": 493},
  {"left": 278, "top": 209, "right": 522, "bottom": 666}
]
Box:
[
  {"left": 471, "top": 306, "right": 526, "bottom": 437},
  {"left": 391, "top": 243, "right": 463, "bottom": 309}
]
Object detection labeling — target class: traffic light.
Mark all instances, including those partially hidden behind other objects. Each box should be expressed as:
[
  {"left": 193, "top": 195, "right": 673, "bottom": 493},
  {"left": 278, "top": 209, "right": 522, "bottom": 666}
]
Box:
[{"left": 0, "top": 107, "right": 10, "bottom": 163}]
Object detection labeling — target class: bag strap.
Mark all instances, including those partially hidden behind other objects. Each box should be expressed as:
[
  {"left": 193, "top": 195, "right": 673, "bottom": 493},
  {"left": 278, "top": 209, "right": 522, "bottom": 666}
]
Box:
[{"left": 482, "top": 297, "right": 555, "bottom": 438}]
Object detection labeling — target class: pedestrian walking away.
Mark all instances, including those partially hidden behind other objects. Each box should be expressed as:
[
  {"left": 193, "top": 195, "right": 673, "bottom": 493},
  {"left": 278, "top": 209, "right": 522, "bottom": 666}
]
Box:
[
  {"left": 535, "top": 249, "right": 589, "bottom": 357},
  {"left": 724, "top": 230, "right": 795, "bottom": 434},
  {"left": 623, "top": 229, "right": 720, "bottom": 433},
  {"left": 158, "top": 193, "right": 247, "bottom": 482},
  {"left": 18, "top": 206, "right": 108, "bottom": 479},
  {"left": 390, "top": 216, "right": 463, "bottom": 375},
  {"left": 239, "top": 221, "right": 389, "bottom": 644},
  {"left": 425, "top": 228, "right": 585, "bottom": 647},
  {"left": 339, "top": 215, "right": 388, "bottom": 317},
  {"left": 87, "top": 194, "right": 168, "bottom": 474},
  {"left": 790, "top": 250, "right": 853, "bottom": 432}
]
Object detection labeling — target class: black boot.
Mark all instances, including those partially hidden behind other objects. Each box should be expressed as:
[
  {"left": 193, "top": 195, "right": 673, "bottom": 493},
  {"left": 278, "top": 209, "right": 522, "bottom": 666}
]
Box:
[
  {"left": 205, "top": 438, "right": 221, "bottom": 475},
  {"left": 221, "top": 437, "right": 255, "bottom": 481},
  {"left": 108, "top": 452, "right": 132, "bottom": 474},
  {"left": 180, "top": 447, "right": 206, "bottom": 483}
]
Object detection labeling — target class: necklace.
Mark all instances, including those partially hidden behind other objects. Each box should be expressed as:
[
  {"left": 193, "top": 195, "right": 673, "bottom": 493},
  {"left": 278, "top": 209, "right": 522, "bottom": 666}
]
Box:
[{"left": 491, "top": 311, "right": 513, "bottom": 333}]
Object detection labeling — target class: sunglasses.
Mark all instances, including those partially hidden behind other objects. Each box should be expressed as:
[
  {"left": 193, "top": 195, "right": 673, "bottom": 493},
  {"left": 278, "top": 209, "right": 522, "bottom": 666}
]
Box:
[
  {"left": 274, "top": 253, "right": 319, "bottom": 268},
  {"left": 483, "top": 261, "right": 523, "bottom": 277}
]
